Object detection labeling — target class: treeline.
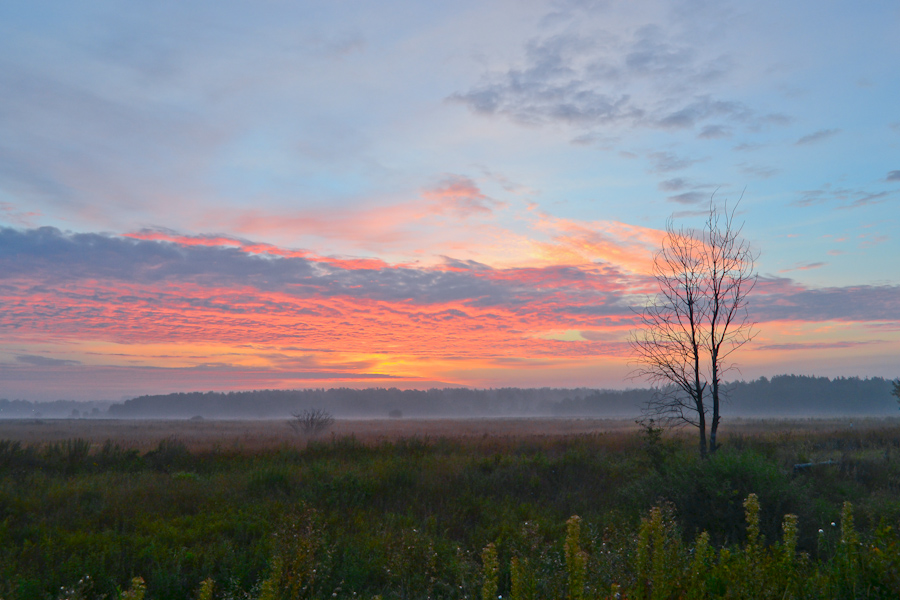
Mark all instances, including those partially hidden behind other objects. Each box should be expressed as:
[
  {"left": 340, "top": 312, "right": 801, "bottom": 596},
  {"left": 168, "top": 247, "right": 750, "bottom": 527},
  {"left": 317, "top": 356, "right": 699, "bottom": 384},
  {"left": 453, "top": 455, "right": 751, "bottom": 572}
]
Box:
[
  {"left": 553, "top": 375, "right": 898, "bottom": 418},
  {"left": 108, "top": 387, "right": 613, "bottom": 419},
  {"left": 0, "top": 398, "right": 110, "bottom": 419},
  {"left": 102, "top": 375, "right": 898, "bottom": 419},
  {"left": 724, "top": 375, "right": 897, "bottom": 417}
]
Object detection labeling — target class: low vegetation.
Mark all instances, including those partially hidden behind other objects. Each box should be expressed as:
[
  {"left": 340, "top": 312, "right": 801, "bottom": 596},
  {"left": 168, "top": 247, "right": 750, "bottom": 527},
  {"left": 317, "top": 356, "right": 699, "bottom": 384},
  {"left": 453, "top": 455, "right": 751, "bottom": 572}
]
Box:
[{"left": 1, "top": 423, "right": 899, "bottom": 598}]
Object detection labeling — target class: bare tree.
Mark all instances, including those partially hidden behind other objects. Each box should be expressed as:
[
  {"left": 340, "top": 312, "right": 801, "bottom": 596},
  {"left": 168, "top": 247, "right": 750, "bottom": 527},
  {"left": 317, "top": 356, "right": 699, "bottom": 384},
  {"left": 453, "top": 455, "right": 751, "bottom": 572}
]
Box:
[{"left": 629, "top": 201, "right": 757, "bottom": 457}]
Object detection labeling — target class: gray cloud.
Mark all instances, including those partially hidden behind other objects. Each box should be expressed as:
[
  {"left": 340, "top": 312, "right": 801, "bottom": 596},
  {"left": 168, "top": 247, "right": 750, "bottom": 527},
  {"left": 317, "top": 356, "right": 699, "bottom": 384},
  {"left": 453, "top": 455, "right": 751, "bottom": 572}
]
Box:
[
  {"left": 793, "top": 184, "right": 896, "bottom": 209},
  {"left": 1, "top": 227, "right": 897, "bottom": 348},
  {"left": 755, "top": 114, "right": 793, "bottom": 128},
  {"left": 668, "top": 191, "right": 706, "bottom": 204},
  {"left": 0, "top": 227, "right": 630, "bottom": 311},
  {"left": 16, "top": 354, "right": 81, "bottom": 367},
  {"left": 739, "top": 164, "right": 780, "bottom": 179},
  {"left": 658, "top": 178, "right": 689, "bottom": 192},
  {"left": 795, "top": 128, "right": 840, "bottom": 145},
  {"left": 657, "top": 98, "right": 748, "bottom": 131},
  {"left": 698, "top": 124, "right": 731, "bottom": 139},
  {"left": 451, "top": 21, "right": 764, "bottom": 135},
  {"left": 752, "top": 279, "right": 900, "bottom": 323},
  {"left": 658, "top": 177, "right": 717, "bottom": 202},
  {"left": 886, "top": 170, "right": 900, "bottom": 182},
  {"left": 648, "top": 151, "right": 703, "bottom": 173}
]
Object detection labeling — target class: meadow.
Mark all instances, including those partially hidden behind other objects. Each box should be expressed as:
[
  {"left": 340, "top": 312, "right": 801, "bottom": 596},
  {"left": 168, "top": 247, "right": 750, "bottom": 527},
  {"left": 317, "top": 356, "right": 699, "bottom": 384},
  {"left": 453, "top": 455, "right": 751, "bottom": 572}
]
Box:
[{"left": 1, "top": 417, "right": 899, "bottom": 599}]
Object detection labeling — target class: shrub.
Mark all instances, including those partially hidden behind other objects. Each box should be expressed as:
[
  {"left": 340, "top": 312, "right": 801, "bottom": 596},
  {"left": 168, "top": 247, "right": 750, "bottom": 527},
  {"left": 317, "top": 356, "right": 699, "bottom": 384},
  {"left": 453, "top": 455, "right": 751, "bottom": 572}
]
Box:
[{"left": 289, "top": 409, "right": 335, "bottom": 437}]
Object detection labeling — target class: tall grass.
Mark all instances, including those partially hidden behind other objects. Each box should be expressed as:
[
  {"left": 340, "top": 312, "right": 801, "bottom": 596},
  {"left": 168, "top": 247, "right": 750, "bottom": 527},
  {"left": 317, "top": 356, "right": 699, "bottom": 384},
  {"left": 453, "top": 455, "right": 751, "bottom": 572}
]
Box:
[{"left": 1, "top": 427, "right": 898, "bottom": 599}]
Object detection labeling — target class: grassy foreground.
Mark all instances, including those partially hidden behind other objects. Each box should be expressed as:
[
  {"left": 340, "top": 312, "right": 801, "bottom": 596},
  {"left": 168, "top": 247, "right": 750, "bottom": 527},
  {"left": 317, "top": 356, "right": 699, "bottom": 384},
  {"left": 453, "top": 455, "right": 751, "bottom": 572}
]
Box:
[{"left": 1, "top": 423, "right": 899, "bottom": 599}]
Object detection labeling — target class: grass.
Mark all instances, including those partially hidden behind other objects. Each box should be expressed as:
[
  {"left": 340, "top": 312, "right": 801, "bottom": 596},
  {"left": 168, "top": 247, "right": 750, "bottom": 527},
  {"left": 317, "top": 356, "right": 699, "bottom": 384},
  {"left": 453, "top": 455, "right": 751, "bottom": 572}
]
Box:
[{"left": 0, "top": 420, "right": 898, "bottom": 598}]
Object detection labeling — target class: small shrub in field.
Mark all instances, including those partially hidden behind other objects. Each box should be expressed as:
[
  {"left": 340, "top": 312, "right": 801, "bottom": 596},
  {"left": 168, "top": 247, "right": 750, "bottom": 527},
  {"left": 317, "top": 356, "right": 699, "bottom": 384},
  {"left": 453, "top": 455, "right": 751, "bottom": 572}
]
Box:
[{"left": 289, "top": 409, "right": 335, "bottom": 436}]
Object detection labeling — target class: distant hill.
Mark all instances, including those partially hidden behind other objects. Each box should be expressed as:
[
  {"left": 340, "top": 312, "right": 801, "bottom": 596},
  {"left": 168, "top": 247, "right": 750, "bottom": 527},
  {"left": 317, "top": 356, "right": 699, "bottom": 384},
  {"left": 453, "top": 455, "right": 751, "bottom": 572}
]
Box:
[{"left": 98, "top": 375, "right": 898, "bottom": 419}]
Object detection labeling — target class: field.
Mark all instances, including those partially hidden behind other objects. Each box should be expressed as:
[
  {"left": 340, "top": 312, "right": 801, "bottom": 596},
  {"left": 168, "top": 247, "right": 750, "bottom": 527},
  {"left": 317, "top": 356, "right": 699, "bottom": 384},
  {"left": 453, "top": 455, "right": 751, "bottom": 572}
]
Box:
[
  {"left": 0, "top": 417, "right": 641, "bottom": 451},
  {"left": 2, "top": 416, "right": 896, "bottom": 450},
  {"left": 1, "top": 417, "right": 899, "bottom": 599}
]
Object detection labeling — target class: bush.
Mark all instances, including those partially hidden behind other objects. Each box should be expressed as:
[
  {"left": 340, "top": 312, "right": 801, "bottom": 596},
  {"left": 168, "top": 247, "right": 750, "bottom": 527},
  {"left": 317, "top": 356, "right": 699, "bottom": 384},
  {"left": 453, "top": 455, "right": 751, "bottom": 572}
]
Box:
[{"left": 289, "top": 409, "right": 335, "bottom": 436}]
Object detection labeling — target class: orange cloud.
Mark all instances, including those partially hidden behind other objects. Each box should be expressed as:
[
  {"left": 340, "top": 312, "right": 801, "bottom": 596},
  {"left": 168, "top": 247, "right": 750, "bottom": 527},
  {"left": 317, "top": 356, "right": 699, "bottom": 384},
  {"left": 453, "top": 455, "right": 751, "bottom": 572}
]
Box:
[
  {"left": 528, "top": 214, "right": 666, "bottom": 274},
  {"left": 2, "top": 226, "right": 897, "bottom": 397}
]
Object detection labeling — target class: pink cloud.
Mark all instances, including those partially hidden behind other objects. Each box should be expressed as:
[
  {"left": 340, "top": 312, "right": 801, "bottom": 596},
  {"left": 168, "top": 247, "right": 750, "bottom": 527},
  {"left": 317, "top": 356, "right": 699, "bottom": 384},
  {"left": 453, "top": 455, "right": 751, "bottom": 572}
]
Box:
[
  {"left": 530, "top": 213, "right": 666, "bottom": 274},
  {"left": 755, "top": 340, "right": 884, "bottom": 351},
  {"left": 421, "top": 175, "right": 503, "bottom": 218},
  {"left": 778, "top": 261, "right": 826, "bottom": 273},
  {"left": 0, "top": 202, "right": 42, "bottom": 227}
]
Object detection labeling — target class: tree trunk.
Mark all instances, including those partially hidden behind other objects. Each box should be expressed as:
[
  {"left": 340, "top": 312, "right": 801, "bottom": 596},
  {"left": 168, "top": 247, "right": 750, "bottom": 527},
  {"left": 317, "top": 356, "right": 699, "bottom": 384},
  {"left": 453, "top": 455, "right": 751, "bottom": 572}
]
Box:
[
  {"left": 697, "top": 405, "right": 708, "bottom": 458},
  {"left": 709, "top": 362, "right": 719, "bottom": 455}
]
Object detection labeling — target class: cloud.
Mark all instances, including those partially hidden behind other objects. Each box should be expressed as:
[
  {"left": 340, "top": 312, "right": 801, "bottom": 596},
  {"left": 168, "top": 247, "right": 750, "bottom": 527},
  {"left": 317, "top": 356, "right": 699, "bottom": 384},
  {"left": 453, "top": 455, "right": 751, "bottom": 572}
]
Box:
[
  {"left": 15, "top": 354, "right": 81, "bottom": 367},
  {"left": 450, "top": 18, "right": 761, "bottom": 135},
  {"left": 756, "top": 340, "right": 881, "bottom": 351},
  {"left": 0, "top": 202, "right": 41, "bottom": 227},
  {"left": 528, "top": 214, "right": 664, "bottom": 275},
  {"left": 422, "top": 175, "right": 502, "bottom": 218},
  {"left": 739, "top": 164, "right": 779, "bottom": 179},
  {"left": 2, "top": 226, "right": 898, "bottom": 395},
  {"left": 667, "top": 191, "right": 706, "bottom": 204},
  {"left": 657, "top": 98, "right": 748, "bottom": 131},
  {"left": 886, "top": 170, "right": 900, "bottom": 182},
  {"left": 795, "top": 128, "right": 840, "bottom": 145},
  {"left": 648, "top": 151, "right": 703, "bottom": 173},
  {"left": 698, "top": 124, "right": 731, "bottom": 139},
  {"left": 752, "top": 280, "right": 900, "bottom": 323},
  {"left": 0, "top": 362, "right": 406, "bottom": 402},
  {"left": 778, "top": 262, "right": 826, "bottom": 273},
  {"left": 0, "top": 225, "right": 662, "bottom": 387},
  {"left": 0, "top": 226, "right": 641, "bottom": 314},
  {"left": 793, "top": 184, "right": 897, "bottom": 209},
  {"left": 658, "top": 178, "right": 689, "bottom": 192},
  {"left": 658, "top": 177, "right": 718, "bottom": 202}
]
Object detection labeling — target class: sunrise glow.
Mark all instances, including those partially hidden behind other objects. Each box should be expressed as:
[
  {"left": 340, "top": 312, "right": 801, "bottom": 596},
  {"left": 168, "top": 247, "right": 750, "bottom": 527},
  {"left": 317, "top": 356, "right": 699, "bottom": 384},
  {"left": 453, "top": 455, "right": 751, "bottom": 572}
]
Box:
[{"left": 1, "top": 1, "right": 898, "bottom": 400}]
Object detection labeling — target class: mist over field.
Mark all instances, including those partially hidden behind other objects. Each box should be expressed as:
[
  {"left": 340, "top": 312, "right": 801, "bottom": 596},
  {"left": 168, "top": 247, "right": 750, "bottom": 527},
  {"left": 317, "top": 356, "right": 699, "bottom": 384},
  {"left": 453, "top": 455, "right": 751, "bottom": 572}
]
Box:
[{"left": 2, "top": 375, "right": 895, "bottom": 420}]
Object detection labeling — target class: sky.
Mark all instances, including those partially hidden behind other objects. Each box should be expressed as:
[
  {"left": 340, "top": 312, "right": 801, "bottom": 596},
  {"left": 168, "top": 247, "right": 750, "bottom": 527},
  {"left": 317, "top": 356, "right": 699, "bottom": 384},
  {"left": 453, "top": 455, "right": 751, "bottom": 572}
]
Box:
[{"left": 1, "top": 0, "right": 898, "bottom": 401}]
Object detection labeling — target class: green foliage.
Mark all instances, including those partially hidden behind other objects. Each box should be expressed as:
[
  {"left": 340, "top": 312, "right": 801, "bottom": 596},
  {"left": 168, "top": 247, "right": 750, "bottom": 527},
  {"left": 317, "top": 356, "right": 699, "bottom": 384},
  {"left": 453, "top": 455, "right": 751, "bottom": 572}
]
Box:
[{"left": 2, "top": 427, "right": 900, "bottom": 598}]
